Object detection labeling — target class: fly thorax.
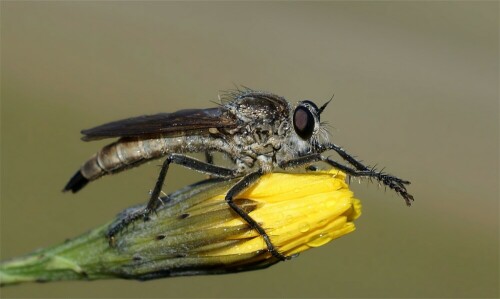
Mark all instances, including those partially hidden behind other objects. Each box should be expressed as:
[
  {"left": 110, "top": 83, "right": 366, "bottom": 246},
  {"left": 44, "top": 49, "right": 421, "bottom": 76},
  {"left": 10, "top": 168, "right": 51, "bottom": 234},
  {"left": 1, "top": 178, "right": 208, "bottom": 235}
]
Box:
[
  {"left": 276, "top": 134, "right": 313, "bottom": 163},
  {"left": 235, "top": 158, "right": 253, "bottom": 173},
  {"left": 249, "top": 143, "right": 275, "bottom": 156},
  {"left": 248, "top": 134, "right": 281, "bottom": 160},
  {"left": 257, "top": 155, "right": 274, "bottom": 173},
  {"left": 277, "top": 120, "right": 290, "bottom": 136}
]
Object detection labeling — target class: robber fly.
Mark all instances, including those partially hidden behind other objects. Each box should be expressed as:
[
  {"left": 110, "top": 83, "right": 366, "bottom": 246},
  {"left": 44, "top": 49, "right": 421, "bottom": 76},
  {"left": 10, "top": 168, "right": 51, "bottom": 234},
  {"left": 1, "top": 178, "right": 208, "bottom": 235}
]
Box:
[{"left": 64, "top": 88, "right": 413, "bottom": 260}]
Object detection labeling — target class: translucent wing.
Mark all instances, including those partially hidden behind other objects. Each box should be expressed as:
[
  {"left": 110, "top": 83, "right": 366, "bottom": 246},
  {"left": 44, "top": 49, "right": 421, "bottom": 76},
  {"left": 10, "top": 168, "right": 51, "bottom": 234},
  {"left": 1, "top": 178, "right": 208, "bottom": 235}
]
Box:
[{"left": 81, "top": 108, "right": 237, "bottom": 141}]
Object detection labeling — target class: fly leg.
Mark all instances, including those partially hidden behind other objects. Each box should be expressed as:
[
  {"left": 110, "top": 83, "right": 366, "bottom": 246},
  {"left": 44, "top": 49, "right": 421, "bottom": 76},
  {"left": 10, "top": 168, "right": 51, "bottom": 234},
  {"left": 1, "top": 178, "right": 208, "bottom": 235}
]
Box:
[
  {"left": 204, "top": 151, "right": 220, "bottom": 179},
  {"left": 205, "top": 151, "right": 214, "bottom": 164},
  {"left": 225, "top": 170, "right": 289, "bottom": 261},
  {"left": 280, "top": 153, "right": 414, "bottom": 206},
  {"left": 321, "top": 143, "right": 413, "bottom": 203},
  {"left": 106, "top": 154, "right": 237, "bottom": 239},
  {"left": 320, "top": 143, "right": 372, "bottom": 171}
]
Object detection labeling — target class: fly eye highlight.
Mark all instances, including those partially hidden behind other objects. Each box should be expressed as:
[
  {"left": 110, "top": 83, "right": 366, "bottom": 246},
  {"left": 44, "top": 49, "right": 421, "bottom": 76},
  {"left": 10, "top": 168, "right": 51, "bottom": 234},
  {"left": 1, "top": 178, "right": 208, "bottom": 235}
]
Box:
[{"left": 293, "top": 106, "right": 315, "bottom": 140}]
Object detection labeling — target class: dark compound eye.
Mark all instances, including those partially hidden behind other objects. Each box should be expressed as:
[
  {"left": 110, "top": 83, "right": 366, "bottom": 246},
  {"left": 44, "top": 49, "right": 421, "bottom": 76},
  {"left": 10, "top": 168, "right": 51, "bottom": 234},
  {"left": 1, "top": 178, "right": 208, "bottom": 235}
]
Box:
[{"left": 293, "top": 106, "right": 315, "bottom": 140}]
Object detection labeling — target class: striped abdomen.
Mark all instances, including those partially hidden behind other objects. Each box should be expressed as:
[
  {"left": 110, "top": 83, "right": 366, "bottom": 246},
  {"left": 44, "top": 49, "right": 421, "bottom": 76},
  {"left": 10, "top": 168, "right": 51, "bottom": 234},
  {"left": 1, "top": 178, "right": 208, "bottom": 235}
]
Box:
[{"left": 63, "top": 137, "right": 190, "bottom": 193}]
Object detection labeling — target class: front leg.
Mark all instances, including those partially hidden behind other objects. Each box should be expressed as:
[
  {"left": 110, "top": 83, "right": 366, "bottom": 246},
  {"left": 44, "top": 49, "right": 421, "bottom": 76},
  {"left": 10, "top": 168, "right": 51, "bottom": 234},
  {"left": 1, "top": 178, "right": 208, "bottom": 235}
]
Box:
[
  {"left": 107, "top": 154, "right": 238, "bottom": 239},
  {"left": 280, "top": 154, "right": 414, "bottom": 206},
  {"left": 318, "top": 143, "right": 370, "bottom": 171}
]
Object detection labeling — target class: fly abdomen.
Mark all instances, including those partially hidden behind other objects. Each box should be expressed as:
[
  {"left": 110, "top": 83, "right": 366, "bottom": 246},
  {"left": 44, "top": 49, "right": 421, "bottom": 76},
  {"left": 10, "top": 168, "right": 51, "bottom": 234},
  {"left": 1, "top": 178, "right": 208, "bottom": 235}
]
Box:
[{"left": 64, "top": 138, "right": 167, "bottom": 193}]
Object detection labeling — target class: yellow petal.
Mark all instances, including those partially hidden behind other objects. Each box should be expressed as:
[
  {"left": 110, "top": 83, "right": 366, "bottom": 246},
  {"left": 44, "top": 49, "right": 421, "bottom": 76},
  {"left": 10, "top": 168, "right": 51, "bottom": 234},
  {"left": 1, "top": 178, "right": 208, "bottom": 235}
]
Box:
[{"left": 204, "top": 169, "right": 361, "bottom": 257}]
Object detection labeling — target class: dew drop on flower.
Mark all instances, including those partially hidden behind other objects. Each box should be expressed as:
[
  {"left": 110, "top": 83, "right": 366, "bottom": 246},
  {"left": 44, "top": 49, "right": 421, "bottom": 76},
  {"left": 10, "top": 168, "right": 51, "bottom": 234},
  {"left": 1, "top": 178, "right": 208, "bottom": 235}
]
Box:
[
  {"left": 299, "top": 223, "right": 310, "bottom": 233},
  {"left": 307, "top": 233, "right": 333, "bottom": 247}
]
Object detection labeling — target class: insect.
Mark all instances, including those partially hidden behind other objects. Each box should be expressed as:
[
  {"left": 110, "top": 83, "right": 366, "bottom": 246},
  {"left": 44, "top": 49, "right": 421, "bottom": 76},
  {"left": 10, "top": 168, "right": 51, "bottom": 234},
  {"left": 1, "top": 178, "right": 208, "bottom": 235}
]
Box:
[{"left": 64, "top": 88, "right": 413, "bottom": 260}]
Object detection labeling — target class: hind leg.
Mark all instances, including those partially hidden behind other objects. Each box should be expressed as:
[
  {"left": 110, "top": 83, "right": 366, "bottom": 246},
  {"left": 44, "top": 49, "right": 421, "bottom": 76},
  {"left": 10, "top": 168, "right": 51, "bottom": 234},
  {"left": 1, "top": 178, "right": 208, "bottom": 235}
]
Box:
[{"left": 107, "top": 153, "right": 237, "bottom": 239}]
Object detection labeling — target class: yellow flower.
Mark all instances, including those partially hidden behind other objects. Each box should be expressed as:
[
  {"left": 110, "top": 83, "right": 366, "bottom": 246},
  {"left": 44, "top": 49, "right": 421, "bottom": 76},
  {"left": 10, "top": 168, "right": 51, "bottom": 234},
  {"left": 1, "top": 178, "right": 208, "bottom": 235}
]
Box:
[
  {"left": 114, "top": 169, "right": 362, "bottom": 278},
  {"left": 199, "top": 169, "right": 362, "bottom": 258}
]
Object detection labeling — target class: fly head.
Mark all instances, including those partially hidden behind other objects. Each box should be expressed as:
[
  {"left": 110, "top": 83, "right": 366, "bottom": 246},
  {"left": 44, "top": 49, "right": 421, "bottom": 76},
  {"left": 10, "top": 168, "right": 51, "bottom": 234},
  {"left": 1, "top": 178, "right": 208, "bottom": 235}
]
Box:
[{"left": 281, "top": 98, "right": 332, "bottom": 158}]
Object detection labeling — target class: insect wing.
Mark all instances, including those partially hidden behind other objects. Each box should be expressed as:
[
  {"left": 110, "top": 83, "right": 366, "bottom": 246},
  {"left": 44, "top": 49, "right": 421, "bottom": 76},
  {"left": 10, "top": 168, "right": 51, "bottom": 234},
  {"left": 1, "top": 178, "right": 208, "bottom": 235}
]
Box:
[{"left": 81, "top": 108, "right": 236, "bottom": 141}]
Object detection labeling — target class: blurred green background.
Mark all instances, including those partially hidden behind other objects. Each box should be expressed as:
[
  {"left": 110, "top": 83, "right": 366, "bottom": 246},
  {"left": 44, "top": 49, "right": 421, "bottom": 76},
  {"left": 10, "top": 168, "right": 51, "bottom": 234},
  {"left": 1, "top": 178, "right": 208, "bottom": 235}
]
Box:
[{"left": 1, "top": 2, "right": 498, "bottom": 298}]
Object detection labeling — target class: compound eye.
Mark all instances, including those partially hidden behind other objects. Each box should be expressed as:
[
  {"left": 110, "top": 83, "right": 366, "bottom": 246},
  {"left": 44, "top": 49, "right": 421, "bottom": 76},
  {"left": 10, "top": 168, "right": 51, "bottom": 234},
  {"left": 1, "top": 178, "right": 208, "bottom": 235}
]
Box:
[{"left": 293, "top": 106, "right": 315, "bottom": 140}]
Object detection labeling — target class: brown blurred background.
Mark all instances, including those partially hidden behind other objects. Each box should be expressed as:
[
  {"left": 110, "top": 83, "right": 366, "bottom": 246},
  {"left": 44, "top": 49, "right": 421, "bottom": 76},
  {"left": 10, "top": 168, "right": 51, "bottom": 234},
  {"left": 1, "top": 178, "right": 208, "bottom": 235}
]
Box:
[{"left": 1, "top": 2, "right": 498, "bottom": 298}]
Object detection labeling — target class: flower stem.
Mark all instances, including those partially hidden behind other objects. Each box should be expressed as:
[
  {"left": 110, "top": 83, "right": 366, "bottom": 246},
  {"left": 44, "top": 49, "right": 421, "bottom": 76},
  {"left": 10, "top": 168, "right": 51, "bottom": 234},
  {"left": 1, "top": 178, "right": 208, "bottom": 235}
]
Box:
[{"left": 0, "top": 224, "right": 116, "bottom": 286}]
